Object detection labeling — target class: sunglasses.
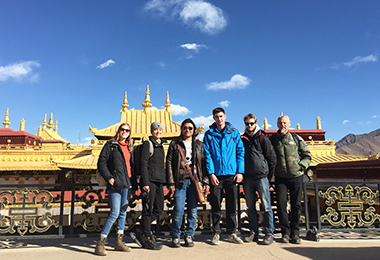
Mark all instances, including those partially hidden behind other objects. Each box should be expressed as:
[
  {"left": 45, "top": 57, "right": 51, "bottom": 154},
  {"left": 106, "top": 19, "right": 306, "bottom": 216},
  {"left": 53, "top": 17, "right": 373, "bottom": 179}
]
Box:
[
  {"left": 183, "top": 126, "right": 193, "bottom": 131},
  {"left": 245, "top": 122, "right": 256, "bottom": 126},
  {"left": 120, "top": 128, "right": 130, "bottom": 132}
]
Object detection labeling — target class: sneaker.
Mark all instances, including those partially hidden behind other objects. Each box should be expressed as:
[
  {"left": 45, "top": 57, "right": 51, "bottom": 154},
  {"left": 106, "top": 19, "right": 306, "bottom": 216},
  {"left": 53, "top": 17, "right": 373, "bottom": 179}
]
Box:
[
  {"left": 243, "top": 231, "right": 257, "bottom": 243},
  {"left": 281, "top": 234, "right": 290, "bottom": 243},
  {"left": 129, "top": 232, "right": 143, "bottom": 247},
  {"left": 262, "top": 234, "right": 274, "bottom": 245},
  {"left": 184, "top": 235, "right": 194, "bottom": 247},
  {"left": 211, "top": 234, "right": 220, "bottom": 246},
  {"left": 226, "top": 233, "right": 244, "bottom": 244},
  {"left": 290, "top": 235, "right": 301, "bottom": 244},
  {"left": 144, "top": 235, "right": 163, "bottom": 250},
  {"left": 171, "top": 237, "right": 181, "bottom": 248}
]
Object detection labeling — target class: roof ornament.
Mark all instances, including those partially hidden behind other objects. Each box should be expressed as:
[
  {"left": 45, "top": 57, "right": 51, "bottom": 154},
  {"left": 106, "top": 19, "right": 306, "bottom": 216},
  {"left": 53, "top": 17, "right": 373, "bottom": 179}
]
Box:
[
  {"left": 54, "top": 120, "right": 58, "bottom": 132},
  {"left": 20, "top": 118, "right": 25, "bottom": 131},
  {"left": 121, "top": 91, "right": 129, "bottom": 113},
  {"left": 48, "top": 113, "right": 54, "bottom": 129},
  {"left": 316, "top": 116, "right": 321, "bottom": 129},
  {"left": 263, "top": 117, "right": 268, "bottom": 130},
  {"left": 42, "top": 114, "right": 47, "bottom": 129},
  {"left": 37, "top": 125, "right": 42, "bottom": 136},
  {"left": 142, "top": 85, "right": 152, "bottom": 112},
  {"left": 165, "top": 91, "right": 172, "bottom": 112},
  {"left": 2, "top": 108, "right": 10, "bottom": 128},
  {"left": 297, "top": 123, "right": 301, "bottom": 130}
]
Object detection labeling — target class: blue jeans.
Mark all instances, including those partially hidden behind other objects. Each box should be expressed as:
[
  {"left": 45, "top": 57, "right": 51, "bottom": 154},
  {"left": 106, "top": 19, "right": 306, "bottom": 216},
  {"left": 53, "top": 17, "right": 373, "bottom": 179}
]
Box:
[
  {"left": 171, "top": 178, "right": 198, "bottom": 238},
  {"left": 243, "top": 177, "right": 274, "bottom": 236},
  {"left": 101, "top": 188, "right": 131, "bottom": 237}
]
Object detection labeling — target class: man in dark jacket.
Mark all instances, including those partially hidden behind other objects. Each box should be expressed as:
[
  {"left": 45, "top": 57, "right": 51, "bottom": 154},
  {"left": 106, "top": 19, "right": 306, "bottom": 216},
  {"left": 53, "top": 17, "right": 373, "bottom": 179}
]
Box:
[
  {"left": 270, "top": 115, "right": 311, "bottom": 244},
  {"left": 166, "top": 118, "right": 209, "bottom": 248},
  {"left": 241, "top": 114, "right": 277, "bottom": 245}
]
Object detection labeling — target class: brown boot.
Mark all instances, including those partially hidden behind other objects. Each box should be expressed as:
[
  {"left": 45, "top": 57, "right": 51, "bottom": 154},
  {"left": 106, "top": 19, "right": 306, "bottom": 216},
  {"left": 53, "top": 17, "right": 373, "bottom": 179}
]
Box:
[
  {"left": 95, "top": 236, "right": 107, "bottom": 256},
  {"left": 115, "top": 234, "right": 131, "bottom": 252}
]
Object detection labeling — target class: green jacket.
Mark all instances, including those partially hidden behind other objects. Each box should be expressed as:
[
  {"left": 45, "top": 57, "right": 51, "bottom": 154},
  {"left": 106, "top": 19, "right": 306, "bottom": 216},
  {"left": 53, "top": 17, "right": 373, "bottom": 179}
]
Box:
[{"left": 270, "top": 131, "right": 311, "bottom": 178}]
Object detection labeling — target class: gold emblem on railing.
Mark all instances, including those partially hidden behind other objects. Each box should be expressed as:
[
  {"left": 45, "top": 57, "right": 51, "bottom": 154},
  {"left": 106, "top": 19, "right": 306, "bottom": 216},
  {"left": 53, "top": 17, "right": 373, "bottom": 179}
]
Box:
[
  {"left": 319, "top": 185, "right": 380, "bottom": 229},
  {"left": 0, "top": 187, "right": 59, "bottom": 236}
]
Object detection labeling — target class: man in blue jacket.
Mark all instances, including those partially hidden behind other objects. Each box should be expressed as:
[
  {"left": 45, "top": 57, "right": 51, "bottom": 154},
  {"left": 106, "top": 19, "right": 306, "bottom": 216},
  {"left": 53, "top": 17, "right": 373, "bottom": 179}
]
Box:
[{"left": 203, "top": 107, "right": 245, "bottom": 245}]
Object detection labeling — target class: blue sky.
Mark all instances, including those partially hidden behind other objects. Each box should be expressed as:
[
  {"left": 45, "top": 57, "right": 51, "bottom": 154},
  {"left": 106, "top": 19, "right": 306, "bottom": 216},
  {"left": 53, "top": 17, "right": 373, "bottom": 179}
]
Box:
[{"left": 1, "top": 0, "right": 380, "bottom": 145}]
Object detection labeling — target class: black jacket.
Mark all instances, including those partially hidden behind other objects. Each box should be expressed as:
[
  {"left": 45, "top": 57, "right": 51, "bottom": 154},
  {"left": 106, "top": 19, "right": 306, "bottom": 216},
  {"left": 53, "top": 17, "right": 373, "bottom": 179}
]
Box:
[
  {"left": 241, "top": 130, "right": 277, "bottom": 179},
  {"left": 140, "top": 136, "right": 166, "bottom": 186},
  {"left": 98, "top": 140, "right": 136, "bottom": 191},
  {"left": 166, "top": 137, "right": 209, "bottom": 186}
]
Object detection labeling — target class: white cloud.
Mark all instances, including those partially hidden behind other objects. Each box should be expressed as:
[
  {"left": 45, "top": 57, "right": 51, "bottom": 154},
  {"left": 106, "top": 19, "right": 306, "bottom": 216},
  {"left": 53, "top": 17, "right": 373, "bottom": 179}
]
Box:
[
  {"left": 207, "top": 74, "right": 251, "bottom": 91},
  {"left": 96, "top": 59, "right": 115, "bottom": 69},
  {"left": 261, "top": 123, "right": 273, "bottom": 129},
  {"left": 343, "top": 54, "right": 377, "bottom": 67},
  {"left": 144, "top": 0, "right": 227, "bottom": 35},
  {"left": 370, "top": 115, "right": 379, "bottom": 119},
  {"left": 157, "top": 61, "right": 166, "bottom": 67},
  {"left": 80, "top": 137, "right": 93, "bottom": 146},
  {"left": 170, "top": 104, "right": 191, "bottom": 116},
  {"left": 180, "top": 43, "right": 207, "bottom": 52},
  {"left": 192, "top": 115, "right": 214, "bottom": 128},
  {"left": 218, "top": 100, "right": 230, "bottom": 107},
  {"left": 343, "top": 119, "right": 350, "bottom": 125},
  {"left": 0, "top": 61, "right": 40, "bottom": 82}
]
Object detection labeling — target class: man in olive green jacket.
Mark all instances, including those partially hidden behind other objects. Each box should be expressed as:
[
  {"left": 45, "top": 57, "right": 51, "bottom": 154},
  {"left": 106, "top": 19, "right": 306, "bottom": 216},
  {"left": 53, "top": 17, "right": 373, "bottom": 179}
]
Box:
[{"left": 270, "top": 115, "right": 311, "bottom": 245}]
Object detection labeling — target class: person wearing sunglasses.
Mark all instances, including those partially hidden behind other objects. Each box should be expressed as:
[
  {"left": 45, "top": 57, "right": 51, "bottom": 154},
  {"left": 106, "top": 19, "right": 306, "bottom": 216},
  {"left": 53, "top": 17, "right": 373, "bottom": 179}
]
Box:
[
  {"left": 241, "top": 114, "right": 277, "bottom": 245},
  {"left": 95, "top": 123, "right": 136, "bottom": 256},
  {"left": 203, "top": 107, "right": 245, "bottom": 245},
  {"left": 166, "top": 118, "right": 210, "bottom": 248}
]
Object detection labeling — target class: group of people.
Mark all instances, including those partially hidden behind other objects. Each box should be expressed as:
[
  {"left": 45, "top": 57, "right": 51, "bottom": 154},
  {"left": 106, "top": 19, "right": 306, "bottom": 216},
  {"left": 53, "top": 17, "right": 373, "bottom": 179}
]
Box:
[{"left": 94, "top": 107, "right": 311, "bottom": 256}]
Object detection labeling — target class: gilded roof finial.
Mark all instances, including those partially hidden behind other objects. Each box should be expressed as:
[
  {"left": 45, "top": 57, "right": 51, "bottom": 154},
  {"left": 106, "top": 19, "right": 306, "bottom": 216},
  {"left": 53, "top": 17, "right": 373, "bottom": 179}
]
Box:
[
  {"left": 165, "top": 91, "right": 172, "bottom": 112},
  {"left": 37, "top": 125, "right": 42, "bottom": 136},
  {"left": 20, "top": 118, "right": 25, "bottom": 131},
  {"left": 297, "top": 123, "right": 300, "bottom": 130},
  {"left": 121, "top": 91, "right": 129, "bottom": 113},
  {"left": 316, "top": 116, "right": 321, "bottom": 129},
  {"left": 280, "top": 112, "right": 283, "bottom": 116},
  {"left": 2, "top": 108, "right": 10, "bottom": 128},
  {"left": 48, "top": 112, "right": 54, "bottom": 129},
  {"left": 42, "top": 114, "right": 47, "bottom": 129},
  {"left": 54, "top": 120, "right": 58, "bottom": 132},
  {"left": 142, "top": 85, "right": 152, "bottom": 111},
  {"left": 264, "top": 117, "right": 268, "bottom": 130}
]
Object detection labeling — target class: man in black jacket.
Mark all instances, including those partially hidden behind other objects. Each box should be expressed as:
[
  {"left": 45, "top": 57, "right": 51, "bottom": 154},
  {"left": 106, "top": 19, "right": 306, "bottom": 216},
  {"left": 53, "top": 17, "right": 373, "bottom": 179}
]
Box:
[{"left": 241, "top": 114, "right": 277, "bottom": 245}]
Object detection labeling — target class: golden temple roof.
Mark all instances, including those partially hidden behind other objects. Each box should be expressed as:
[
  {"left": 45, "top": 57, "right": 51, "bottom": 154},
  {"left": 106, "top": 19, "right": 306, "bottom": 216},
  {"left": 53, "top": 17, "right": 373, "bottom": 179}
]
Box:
[
  {"left": 89, "top": 85, "right": 181, "bottom": 140},
  {"left": 36, "top": 113, "right": 66, "bottom": 143}
]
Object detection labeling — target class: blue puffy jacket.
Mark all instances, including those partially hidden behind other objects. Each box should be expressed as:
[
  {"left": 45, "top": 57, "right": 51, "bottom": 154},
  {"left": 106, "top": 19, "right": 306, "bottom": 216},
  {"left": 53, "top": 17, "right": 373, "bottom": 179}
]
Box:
[{"left": 203, "top": 122, "right": 245, "bottom": 176}]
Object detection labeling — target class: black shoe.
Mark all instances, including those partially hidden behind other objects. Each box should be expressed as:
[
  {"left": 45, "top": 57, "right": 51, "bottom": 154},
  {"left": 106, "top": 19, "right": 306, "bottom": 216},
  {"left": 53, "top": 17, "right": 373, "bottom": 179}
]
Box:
[
  {"left": 129, "top": 232, "right": 143, "bottom": 247},
  {"left": 184, "top": 235, "right": 194, "bottom": 247},
  {"left": 171, "top": 237, "right": 181, "bottom": 248},
  {"left": 290, "top": 235, "right": 301, "bottom": 244},
  {"left": 281, "top": 234, "right": 290, "bottom": 243},
  {"left": 144, "top": 235, "right": 163, "bottom": 250}
]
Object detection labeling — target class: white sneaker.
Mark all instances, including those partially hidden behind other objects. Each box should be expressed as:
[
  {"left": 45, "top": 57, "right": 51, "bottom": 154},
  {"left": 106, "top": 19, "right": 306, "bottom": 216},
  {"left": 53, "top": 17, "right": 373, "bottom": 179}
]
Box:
[
  {"left": 227, "top": 233, "right": 243, "bottom": 244},
  {"left": 211, "top": 234, "right": 220, "bottom": 245}
]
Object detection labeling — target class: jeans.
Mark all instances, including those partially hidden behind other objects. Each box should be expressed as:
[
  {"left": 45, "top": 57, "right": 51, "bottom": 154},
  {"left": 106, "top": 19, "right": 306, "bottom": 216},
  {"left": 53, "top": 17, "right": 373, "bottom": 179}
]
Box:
[
  {"left": 275, "top": 175, "right": 303, "bottom": 236},
  {"left": 101, "top": 188, "right": 131, "bottom": 237},
  {"left": 243, "top": 177, "right": 274, "bottom": 236},
  {"left": 171, "top": 178, "right": 198, "bottom": 238},
  {"left": 210, "top": 175, "right": 238, "bottom": 234}
]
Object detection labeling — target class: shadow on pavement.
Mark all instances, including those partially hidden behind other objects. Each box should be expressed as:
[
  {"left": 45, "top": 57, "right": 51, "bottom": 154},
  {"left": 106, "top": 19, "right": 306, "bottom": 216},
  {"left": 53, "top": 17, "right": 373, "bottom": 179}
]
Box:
[{"left": 283, "top": 247, "right": 380, "bottom": 260}]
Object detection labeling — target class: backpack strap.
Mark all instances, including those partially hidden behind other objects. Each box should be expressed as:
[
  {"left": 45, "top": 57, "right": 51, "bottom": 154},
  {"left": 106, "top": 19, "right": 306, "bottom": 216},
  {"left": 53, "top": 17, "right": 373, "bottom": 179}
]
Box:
[{"left": 147, "top": 140, "right": 154, "bottom": 157}]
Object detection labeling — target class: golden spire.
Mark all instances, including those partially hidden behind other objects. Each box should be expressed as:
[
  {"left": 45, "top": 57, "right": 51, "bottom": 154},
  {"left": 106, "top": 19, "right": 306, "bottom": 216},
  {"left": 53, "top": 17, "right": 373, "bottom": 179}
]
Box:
[
  {"left": 280, "top": 112, "right": 283, "bottom": 116},
  {"left": 20, "top": 118, "right": 25, "bottom": 131},
  {"left": 297, "top": 123, "right": 301, "bottom": 130},
  {"left": 48, "top": 113, "right": 54, "bottom": 129},
  {"left": 121, "top": 91, "right": 129, "bottom": 113},
  {"left": 263, "top": 117, "right": 268, "bottom": 130},
  {"left": 165, "top": 91, "right": 172, "bottom": 112},
  {"left": 54, "top": 120, "right": 58, "bottom": 132},
  {"left": 37, "top": 125, "right": 42, "bottom": 136},
  {"left": 2, "top": 108, "right": 10, "bottom": 128},
  {"left": 142, "top": 85, "right": 152, "bottom": 111},
  {"left": 42, "top": 114, "right": 47, "bottom": 128},
  {"left": 316, "top": 116, "right": 321, "bottom": 129}
]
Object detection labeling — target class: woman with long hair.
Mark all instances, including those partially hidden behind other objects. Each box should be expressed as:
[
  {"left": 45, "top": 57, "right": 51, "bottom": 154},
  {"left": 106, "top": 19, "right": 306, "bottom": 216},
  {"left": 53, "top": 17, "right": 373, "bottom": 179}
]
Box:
[{"left": 95, "top": 123, "right": 135, "bottom": 256}]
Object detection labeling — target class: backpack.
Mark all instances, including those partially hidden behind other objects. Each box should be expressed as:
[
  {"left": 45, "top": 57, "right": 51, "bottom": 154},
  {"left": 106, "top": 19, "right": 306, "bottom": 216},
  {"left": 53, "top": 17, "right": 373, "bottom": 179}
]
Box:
[{"left": 133, "top": 140, "right": 154, "bottom": 180}]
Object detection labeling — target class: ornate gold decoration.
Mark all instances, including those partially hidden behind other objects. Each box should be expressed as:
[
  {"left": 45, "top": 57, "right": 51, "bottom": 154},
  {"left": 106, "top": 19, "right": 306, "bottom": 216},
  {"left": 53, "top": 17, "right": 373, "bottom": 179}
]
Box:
[
  {"left": 165, "top": 91, "right": 172, "bottom": 112},
  {"left": 263, "top": 117, "right": 268, "bottom": 130},
  {"left": 319, "top": 184, "right": 380, "bottom": 229},
  {"left": 20, "top": 118, "right": 25, "bottom": 131},
  {"left": 120, "top": 91, "right": 129, "bottom": 113},
  {"left": 48, "top": 113, "right": 54, "bottom": 129},
  {"left": 142, "top": 85, "right": 152, "bottom": 112},
  {"left": 0, "top": 187, "right": 58, "bottom": 236},
  {"left": 3, "top": 108, "right": 10, "bottom": 128},
  {"left": 316, "top": 116, "right": 321, "bottom": 129}
]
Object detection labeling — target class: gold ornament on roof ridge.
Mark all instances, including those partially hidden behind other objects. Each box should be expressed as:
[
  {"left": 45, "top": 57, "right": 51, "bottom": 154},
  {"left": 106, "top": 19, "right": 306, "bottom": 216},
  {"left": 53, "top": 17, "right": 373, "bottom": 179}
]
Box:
[
  {"left": 48, "top": 113, "right": 54, "bottom": 129},
  {"left": 142, "top": 85, "right": 152, "bottom": 111},
  {"left": 120, "top": 91, "right": 129, "bottom": 113},
  {"left": 20, "top": 118, "right": 25, "bottom": 131},
  {"left": 42, "top": 114, "right": 47, "bottom": 129},
  {"left": 165, "top": 91, "right": 172, "bottom": 112},
  {"left": 3, "top": 108, "right": 10, "bottom": 128}
]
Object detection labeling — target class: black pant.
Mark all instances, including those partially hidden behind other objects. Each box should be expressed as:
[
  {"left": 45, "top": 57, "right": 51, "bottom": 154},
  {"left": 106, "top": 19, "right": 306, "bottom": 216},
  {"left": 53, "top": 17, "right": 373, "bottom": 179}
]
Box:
[
  {"left": 141, "top": 181, "right": 164, "bottom": 236},
  {"left": 275, "top": 175, "right": 303, "bottom": 237},
  {"left": 210, "top": 175, "right": 238, "bottom": 234}
]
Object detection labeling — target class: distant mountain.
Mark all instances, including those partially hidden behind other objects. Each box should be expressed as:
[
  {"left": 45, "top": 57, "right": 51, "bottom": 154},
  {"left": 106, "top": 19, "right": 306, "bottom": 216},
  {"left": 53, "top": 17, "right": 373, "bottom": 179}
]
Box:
[{"left": 335, "top": 128, "right": 380, "bottom": 157}]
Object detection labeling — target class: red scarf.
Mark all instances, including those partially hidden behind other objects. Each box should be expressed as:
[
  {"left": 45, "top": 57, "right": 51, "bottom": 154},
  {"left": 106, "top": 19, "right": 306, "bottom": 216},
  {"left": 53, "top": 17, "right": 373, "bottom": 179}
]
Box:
[{"left": 118, "top": 141, "right": 131, "bottom": 177}]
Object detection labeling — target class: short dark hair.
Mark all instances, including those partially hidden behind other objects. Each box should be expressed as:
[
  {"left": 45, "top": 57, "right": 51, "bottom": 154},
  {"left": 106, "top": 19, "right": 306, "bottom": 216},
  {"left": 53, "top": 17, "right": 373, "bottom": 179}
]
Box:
[
  {"left": 212, "top": 107, "right": 225, "bottom": 115},
  {"left": 180, "top": 118, "right": 197, "bottom": 139}
]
